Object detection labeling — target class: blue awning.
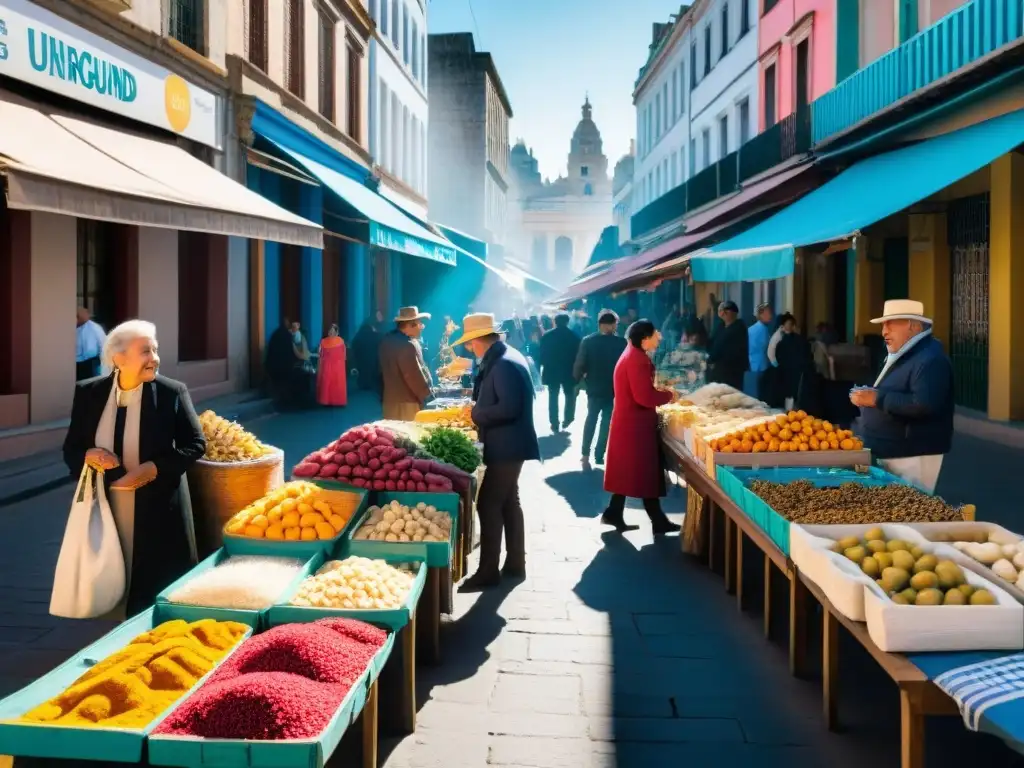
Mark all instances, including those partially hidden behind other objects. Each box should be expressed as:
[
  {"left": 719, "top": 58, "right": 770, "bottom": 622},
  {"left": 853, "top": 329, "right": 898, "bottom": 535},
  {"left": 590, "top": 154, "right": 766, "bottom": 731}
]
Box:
[
  {"left": 437, "top": 224, "right": 489, "bottom": 261},
  {"left": 691, "top": 108, "right": 1024, "bottom": 282},
  {"left": 263, "top": 138, "right": 457, "bottom": 266}
]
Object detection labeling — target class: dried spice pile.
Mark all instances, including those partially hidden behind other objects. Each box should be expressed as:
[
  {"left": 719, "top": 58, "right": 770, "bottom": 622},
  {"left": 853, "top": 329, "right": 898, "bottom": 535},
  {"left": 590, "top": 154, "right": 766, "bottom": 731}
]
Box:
[
  {"left": 155, "top": 618, "right": 386, "bottom": 741},
  {"left": 20, "top": 619, "right": 247, "bottom": 729},
  {"left": 749, "top": 480, "right": 963, "bottom": 525}
]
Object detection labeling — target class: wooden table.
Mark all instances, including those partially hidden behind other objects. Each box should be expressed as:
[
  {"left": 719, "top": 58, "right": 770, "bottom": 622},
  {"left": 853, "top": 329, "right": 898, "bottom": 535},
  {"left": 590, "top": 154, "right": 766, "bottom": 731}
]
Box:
[{"left": 663, "top": 438, "right": 960, "bottom": 768}]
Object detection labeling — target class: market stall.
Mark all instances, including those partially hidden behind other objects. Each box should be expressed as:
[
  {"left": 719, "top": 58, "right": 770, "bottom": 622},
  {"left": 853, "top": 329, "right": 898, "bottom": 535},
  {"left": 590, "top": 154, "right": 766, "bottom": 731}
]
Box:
[{"left": 655, "top": 384, "right": 1024, "bottom": 768}]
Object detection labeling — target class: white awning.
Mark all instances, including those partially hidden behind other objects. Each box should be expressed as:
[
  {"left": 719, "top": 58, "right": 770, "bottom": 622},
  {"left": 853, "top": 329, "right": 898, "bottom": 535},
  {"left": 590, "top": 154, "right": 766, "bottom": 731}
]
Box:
[{"left": 0, "top": 89, "right": 322, "bottom": 248}]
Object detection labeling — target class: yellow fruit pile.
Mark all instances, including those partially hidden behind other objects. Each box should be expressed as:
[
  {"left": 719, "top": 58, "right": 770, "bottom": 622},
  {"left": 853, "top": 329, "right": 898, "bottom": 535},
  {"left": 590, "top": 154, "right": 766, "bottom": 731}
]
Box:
[
  {"left": 710, "top": 410, "right": 863, "bottom": 454},
  {"left": 199, "top": 410, "right": 275, "bottom": 462},
  {"left": 224, "top": 481, "right": 362, "bottom": 542},
  {"left": 414, "top": 405, "right": 474, "bottom": 429}
]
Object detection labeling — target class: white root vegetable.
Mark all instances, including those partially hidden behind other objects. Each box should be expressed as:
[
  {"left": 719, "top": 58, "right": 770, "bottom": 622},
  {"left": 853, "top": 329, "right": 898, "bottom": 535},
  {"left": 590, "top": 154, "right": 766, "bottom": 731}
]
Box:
[{"left": 992, "top": 558, "right": 1019, "bottom": 582}]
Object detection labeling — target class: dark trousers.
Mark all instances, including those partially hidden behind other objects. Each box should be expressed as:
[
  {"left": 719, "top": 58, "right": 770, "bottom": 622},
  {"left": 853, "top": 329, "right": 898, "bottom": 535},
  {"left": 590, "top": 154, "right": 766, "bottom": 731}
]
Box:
[
  {"left": 547, "top": 378, "right": 577, "bottom": 429},
  {"left": 605, "top": 494, "right": 665, "bottom": 521},
  {"left": 477, "top": 461, "right": 525, "bottom": 576},
  {"left": 76, "top": 357, "right": 100, "bottom": 381},
  {"left": 582, "top": 395, "right": 613, "bottom": 461}
]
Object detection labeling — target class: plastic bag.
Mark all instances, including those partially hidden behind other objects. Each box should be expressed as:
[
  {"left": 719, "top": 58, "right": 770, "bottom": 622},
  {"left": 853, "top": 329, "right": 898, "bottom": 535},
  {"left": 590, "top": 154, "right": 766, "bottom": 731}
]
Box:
[{"left": 49, "top": 466, "right": 126, "bottom": 619}]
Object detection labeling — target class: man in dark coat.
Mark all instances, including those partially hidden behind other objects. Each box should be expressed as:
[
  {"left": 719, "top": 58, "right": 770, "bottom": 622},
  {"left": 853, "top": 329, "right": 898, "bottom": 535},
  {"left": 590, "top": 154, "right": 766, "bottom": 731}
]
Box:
[
  {"left": 851, "top": 300, "right": 953, "bottom": 493},
  {"left": 707, "top": 301, "right": 748, "bottom": 391},
  {"left": 378, "top": 307, "right": 433, "bottom": 420},
  {"left": 573, "top": 310, "right": 627, "bottom": 469},
  {"left": 456, "top": 313, "right": 540, "bottom": 590},
  {"left": 539, "top": 313, "right": 581, "bottom": 433},
  {"left": 265, "top": 317, "right": 294, "bottom": 399}
]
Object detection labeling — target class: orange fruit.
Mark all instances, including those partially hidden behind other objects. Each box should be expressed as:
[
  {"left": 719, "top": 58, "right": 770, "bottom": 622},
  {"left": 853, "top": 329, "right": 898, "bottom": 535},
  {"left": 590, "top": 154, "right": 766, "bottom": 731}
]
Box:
[
  {"left": 721, "top": 445, "right": 733, "bottom": 453},
  {"left": 779, "top": 428, "right": 792, "bottom": 441},
  {"left": 739, "top": 440, "right": 753, "bottom": 453},
  {"left": 809, "top": 437, "right": 820, "bottom": 450},
  {"left": 244, "top": 524, "right": 265, "bottom": 538},
  {"left": 753, "top": 441, "right": 767, "bottom": 453},
  {"left": 797, "top": 442, "right": 809, "bottom": 452},
  {"left": 285, "top": 526, "right": 301, "bottom": 540},
  {"left": 802, "top": 424, "right": 814, "bottom": 436},
  {"left": 300, "top": 527, "right": 317, "bottom": 541},
  {"left": 840, "top": 438, "right": 855, "bottom": 450},
  {"left": 779, "top": 441, "right": 791, "bottom": 452}
]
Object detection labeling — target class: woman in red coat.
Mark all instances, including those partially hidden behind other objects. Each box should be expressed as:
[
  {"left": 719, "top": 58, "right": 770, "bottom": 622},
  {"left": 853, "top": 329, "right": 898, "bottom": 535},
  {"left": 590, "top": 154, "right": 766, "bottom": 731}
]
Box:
[
  {"left": 602, "top": 320, "right": 681, "bottom": 534},
  {"left": 316, "top": 324, "right": 348, "bottom": 407}
]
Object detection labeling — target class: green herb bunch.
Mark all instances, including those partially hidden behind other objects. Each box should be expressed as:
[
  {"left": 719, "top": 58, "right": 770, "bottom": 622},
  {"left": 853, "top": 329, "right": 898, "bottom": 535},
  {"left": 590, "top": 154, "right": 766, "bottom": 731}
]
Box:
[{"left": 420, "top": 427, "right": 482, "bottom": 473}]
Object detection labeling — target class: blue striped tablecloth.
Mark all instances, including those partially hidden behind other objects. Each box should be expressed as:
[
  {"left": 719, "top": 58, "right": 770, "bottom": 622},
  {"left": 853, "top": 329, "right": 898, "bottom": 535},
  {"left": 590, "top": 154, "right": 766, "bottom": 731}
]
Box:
[{"left": 910, "top": 651, "right": 1024, "bottom": 751}]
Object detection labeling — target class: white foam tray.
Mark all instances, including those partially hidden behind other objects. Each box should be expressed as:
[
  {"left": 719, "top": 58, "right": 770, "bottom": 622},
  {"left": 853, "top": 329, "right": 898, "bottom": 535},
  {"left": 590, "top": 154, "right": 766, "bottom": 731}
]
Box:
[{"left": 790, "top": 523, "right": 931, "bottom": 622}]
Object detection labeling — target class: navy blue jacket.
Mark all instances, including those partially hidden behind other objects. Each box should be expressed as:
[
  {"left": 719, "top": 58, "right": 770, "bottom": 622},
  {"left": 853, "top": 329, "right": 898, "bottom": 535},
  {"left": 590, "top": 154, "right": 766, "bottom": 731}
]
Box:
[
  {"left": 856, "top": 336, "right": 954, "bottom": 459},
  {"left": 471, "top": 341, "right": 541, "bottom": 464}
]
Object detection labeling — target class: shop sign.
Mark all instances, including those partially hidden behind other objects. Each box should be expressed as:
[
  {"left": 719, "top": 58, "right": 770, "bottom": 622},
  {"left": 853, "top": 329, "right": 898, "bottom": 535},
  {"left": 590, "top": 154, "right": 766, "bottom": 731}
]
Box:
[{"left": 0, "top": 0, "right": 220, "bottom": 148}]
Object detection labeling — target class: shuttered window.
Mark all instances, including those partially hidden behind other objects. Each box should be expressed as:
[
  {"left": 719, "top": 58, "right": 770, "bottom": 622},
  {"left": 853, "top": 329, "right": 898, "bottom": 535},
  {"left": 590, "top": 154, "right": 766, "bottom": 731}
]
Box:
[
  {"left": 244, "top": 0, "right": 268, "bottom": 71},
  {"left": 317, "top": 7, "right": 335, "bottom": 120},
  {"left": 167, "top": 0, "right": 203, "bottom": 53},
  {"left": 284, "top": 0, "right": 304, "bottom": 98}
]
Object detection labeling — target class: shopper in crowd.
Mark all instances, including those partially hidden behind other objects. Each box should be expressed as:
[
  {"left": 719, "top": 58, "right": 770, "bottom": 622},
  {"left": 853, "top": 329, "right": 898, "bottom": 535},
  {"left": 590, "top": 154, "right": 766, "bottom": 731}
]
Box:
[
  {"left": 316, "top": 324, "right": 347, "bottom": 407},
  {"left": 265, "top": 317, "right": 295, "bottom": 404},
  {"left": 772, "top": 313, "right": 813, "bottom": 409},
  {"left": 454, "top": 313, "right": 540, "bottom": 589},
  {"left": 351, "top": 311, "right": 384, "bottom": 393},
  {"left": 75, "top": 307, "right": 107, "bottom": 381},
  {"left": 502, "top": 310, "right": 527, "bottom": 351},
  {"left": 539, "top": 312, "right": 582, "bottom": 433},
  {"left": 574, "top": 310, "right": 627, "bottom": 470},
  {"left": 707, "top": 301, "right": 749, "bottom": 391},
  {"left": 703, "top": 293, "right": 724, "bottom": 339},
  {"left": 746, "top": 302, "right": 774, "bottom": 399},
  {"left": 618, "top": 307, "right": 638, "bottom": 337},
  {"left": 378, "top": 307, "right": 433, "bottom": 421},
  {"left": 850, "top": 300, "right": 953, "bottom": 493},
  {"left": 601, "top": 320, "right": 680, "bottom": 534},
  {"left": 683, "top": 314, "right": 709, "bottom": 349},
  {"left": 62, "top": 319, "right": 205, "bottom": 618},
  {"left": 660, "top": 304, "right": 685, "bottom": 353}
]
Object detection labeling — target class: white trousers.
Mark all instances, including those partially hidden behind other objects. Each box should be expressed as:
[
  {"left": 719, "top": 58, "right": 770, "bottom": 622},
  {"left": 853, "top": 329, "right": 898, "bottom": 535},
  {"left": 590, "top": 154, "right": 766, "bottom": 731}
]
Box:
[{"left": 878, "top": 455, "right": 945, "bottom": 494}]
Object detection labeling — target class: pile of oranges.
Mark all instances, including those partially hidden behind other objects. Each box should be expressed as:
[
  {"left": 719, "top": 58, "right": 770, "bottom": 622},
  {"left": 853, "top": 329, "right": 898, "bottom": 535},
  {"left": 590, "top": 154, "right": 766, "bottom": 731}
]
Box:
[
  {"left": 224, "top": 481, "right": 361, "bottom": 542},
  {"left": 709, "top": 411, "right": 863, "bottom": 454}
]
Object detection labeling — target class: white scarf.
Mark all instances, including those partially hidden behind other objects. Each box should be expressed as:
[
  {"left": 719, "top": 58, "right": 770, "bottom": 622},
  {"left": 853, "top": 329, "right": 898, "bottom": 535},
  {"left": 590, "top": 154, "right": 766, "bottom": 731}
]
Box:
[
  {"left": 874, "top": 329, "right": 933, "bottom": 387},
  {"left": 95, "top": 375, "right": 142, "bottom": 470}
]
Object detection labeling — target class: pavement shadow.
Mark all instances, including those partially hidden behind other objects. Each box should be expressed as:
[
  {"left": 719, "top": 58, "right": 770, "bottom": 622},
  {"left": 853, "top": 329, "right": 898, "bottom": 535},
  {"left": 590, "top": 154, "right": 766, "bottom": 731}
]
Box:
[
  {"left": 545, "top": 467, "right": 609, "bottom": 518},
  {"left": 537, "top": 432, "right": 571, "bottom": 460}
]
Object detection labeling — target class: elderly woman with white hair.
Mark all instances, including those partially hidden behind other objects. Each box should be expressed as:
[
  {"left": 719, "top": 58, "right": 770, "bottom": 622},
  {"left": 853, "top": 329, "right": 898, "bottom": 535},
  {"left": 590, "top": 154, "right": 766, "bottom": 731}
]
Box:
[{"left": 62, "top": 319, "right": 205, "bottom": 617}]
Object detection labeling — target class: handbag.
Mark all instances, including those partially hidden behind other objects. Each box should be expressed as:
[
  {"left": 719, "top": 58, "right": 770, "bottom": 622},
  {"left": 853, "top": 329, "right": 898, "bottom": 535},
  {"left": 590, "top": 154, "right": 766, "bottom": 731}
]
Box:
[{"left": 49, "top": 466, "right": 127, "bottom": 619}]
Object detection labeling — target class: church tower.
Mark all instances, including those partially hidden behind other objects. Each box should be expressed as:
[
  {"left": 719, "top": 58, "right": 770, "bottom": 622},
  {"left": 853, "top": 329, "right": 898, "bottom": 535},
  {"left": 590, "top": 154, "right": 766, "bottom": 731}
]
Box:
[{"left": 566, "top": 96, "right": 610, "bottom": 197}]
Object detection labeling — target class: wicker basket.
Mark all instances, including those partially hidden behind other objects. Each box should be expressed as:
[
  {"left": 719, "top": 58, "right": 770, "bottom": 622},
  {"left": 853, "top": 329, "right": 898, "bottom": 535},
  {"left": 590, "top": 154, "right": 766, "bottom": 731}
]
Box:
[{"left": 187, "top": 449, "right": 285, "bottom": 558}]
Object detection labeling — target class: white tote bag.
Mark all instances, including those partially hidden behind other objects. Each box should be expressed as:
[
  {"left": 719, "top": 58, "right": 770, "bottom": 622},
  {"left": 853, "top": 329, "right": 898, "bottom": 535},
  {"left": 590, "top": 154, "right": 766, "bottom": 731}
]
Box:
[{"left": 49, "top": 466, "right": 127, "bottom": 619}]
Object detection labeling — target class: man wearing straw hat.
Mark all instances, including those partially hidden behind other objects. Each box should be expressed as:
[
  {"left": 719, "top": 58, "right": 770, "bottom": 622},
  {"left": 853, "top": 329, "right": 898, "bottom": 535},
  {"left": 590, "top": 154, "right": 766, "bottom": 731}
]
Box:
[
  {"left": 379, "top": 307, "right": 433, "bottom": 421},
  {"left": 452, "top": 313, "right": 540, "bottom": 590},
  {"left": 849, "top": 299, "right": 954, "bottom": 493}
]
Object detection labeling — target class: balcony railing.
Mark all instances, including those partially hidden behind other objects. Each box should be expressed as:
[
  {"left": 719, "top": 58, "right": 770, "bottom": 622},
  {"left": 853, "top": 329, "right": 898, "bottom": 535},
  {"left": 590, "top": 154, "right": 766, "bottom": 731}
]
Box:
[
  {"left": 812, "top": 0, "right": 1024, "bottom": 144},
  {"left": 630, "top": 108, "right": 811, "bottom": 240}
]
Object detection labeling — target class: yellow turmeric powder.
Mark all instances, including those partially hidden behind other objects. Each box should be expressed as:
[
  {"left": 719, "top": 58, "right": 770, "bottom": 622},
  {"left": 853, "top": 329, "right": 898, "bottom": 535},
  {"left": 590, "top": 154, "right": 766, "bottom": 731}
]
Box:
[{"left": 20, "top": 619, "right": 247, "bottom": 730}]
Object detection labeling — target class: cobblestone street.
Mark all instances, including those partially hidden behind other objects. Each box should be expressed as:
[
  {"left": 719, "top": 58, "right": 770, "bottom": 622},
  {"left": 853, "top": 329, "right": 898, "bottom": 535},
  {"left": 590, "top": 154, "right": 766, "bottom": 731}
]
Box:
[{"left": 1, "top": 391, "right": 1023, "bottom": 767}]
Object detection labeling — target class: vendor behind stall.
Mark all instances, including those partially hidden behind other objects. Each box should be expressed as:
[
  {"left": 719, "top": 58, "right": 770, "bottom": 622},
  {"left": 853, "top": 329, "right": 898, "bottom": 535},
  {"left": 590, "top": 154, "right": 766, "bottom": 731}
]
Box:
[
  {"left": 849, "top": 300, "right": 954, "bottom": 493},
  {"left": 707, "top": 301, "right": 748, "bottom": 391}
]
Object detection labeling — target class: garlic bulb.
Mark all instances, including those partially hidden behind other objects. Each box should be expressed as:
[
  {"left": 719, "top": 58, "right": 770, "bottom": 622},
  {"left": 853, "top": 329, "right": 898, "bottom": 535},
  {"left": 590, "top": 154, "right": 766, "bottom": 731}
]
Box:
[
  {"left": 992, "top": 558, "right": 1018, "bottom": 582},
  {"left": 966, "top": 542, "right": 1004, "bottom": 565}
]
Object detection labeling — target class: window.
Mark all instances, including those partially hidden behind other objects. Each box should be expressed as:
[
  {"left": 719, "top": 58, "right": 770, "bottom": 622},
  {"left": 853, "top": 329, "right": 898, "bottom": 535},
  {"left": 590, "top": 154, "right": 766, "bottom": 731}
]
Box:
[
  {"left": 584, "top": 183, "right": 593, "bottom": 196},
  {"left": 317, "top": 7, "right": 335, "bottom": 120},
  {"left": 167, "top": 0, "right": 203, "bottom": 52},
  {"left": 795, "top": 38, "right": 810, "bottom": 110},
  {"left": 764, "top": 0, "right": 780, "bottom": 13},
  {"left": 741, "top": 0, "right": 751, "bottom": 35},
  {"left": 347, "top": 39, "right": 362, "bottom": 141},
  {"left": 721, "top": 3, "right": 730, "bottom": 55},
  {"left": 411, "top": 21, "right": 419, "bottom": 78},
  {"left": 764, "top": 62, "right": 777, "bottom": 126},
  {"left": 391, "top": 0, "right": 399, "bottom": 46},
  {"left": 244, "top": 0, "right": 268, "bottom": 71},
  {"left": 738, "top": 97, "right": 751, "bottom": 144},
  {"left": 679, "top": 62, "right": 686, "bottom": 111},
  {"left": 690, "top": 42, "right": 697, "bottom": 87},
  {"left": 689, "top": 138, "right": 696, "bottom": 177},
  {"left": 420, "top": 36, "right": 426, "bottom": 84},
  {"left": 646, "top": 104, "right": 653, "bottom": 152},
  {"left": 719, "top": 114, "right": 728, "bottom": 158},
  {"left": 661, "top": 82, "right": 668, "bottom": 130},
  {"left": 701, "top": 128, "right": 711, "bottom": 168},
  {"left": 655, "top": 93, "right": 661, "bottom": 137},
  {"left": 662, "top": 159, "right": 669, "bottom": 191},
  {"left": 379, "top": 82, "right": 390, "bottom": 169},
  {"left": 671, "top": 152, "right": 677, "bottom": 187},
  {"left": 581, "top": 165, "right": 589, "bottom": 177},
  {"left": 655, "top": 165, "right": 662, "bottom": 197},
  {"left": 671, "top": 69, "right": 678, "bottom": 120},
  {"left": 402, "top": 5, "right": 410, "bottom": 64},
  {"left": 703, "top": 25, "right": 712, "bottom": 74},
  {"left": 76, "top": 220, "right": 116, "bottom": 329},
  {"left": 380, "top": 0, "right": 388, "bottom": 36},
  {"left": 284, "top": 0, "right": 304, "bottom": 98}
]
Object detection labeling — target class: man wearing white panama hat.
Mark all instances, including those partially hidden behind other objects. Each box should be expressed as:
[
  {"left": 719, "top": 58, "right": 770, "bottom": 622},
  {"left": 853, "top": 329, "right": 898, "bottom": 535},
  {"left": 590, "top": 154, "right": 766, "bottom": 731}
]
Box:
[
  {"left": 453, "top": 313, "right": 540, "bottom": 590},
  {"left": 378, "top": 307, "right": 433, "bottom": 420},
  {"left": 849, "top": 299, "right": 954, "bottom": 492}
]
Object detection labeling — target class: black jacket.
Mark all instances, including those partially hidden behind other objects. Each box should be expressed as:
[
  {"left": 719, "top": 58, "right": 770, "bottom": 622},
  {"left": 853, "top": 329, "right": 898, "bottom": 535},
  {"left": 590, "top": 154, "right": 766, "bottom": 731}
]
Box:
[
  {"left": 574, "top": 332, "right": 627, "bottom": 400},
  {"left": 539, "top": 326, "right": 581, "bottom": 385},
  {"left": 708, "top": 320, "right": 749, "bottom": 387},
  {"left": 471, "top": 341, "right": 540, "bottom": 465},
  {"left": 63, "top": 374, "right": 205, "bottom": 614},
  {"left": 856, "top": 336, "right": 954, "bottom": 459}
]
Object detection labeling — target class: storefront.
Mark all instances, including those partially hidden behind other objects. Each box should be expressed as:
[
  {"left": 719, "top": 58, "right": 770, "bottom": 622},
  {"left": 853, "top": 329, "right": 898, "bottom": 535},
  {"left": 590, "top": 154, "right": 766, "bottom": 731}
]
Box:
[
  {"left": 239, "top": 100, "right": 457, "bottom": 355},
  {"left": 0, "top": 0, "right": 321, "bottom": 458}
]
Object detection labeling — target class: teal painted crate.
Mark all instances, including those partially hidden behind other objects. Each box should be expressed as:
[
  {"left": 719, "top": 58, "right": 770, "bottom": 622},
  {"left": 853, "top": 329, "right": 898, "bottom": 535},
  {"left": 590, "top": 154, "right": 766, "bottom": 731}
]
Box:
[
  {"left": 717, "top": 466, "right": 913, "bottom": 557},
  {"left": 0, "top": 605, "right": 253, "bottom": 763},
  {"left": 157, "top": 549, "right": 317, "bottom": 627},
  {"left": 345, "top": 491, "right": 460, "bottom": 567},
  {"left": 221, "top": 487, "right": 368, "bottom": 560},
  {"left": 266, "top": 551, "right": 428, "bottom": 632},
  {"left": 147, "top": 631, "right": 394, "bottom": 768}
]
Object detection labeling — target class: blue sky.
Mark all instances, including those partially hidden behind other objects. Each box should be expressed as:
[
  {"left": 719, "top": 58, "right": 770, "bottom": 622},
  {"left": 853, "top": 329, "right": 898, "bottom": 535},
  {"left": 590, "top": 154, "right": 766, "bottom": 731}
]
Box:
[{"left": 428, "top": 0, "right": 686, "bottom": 180}]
